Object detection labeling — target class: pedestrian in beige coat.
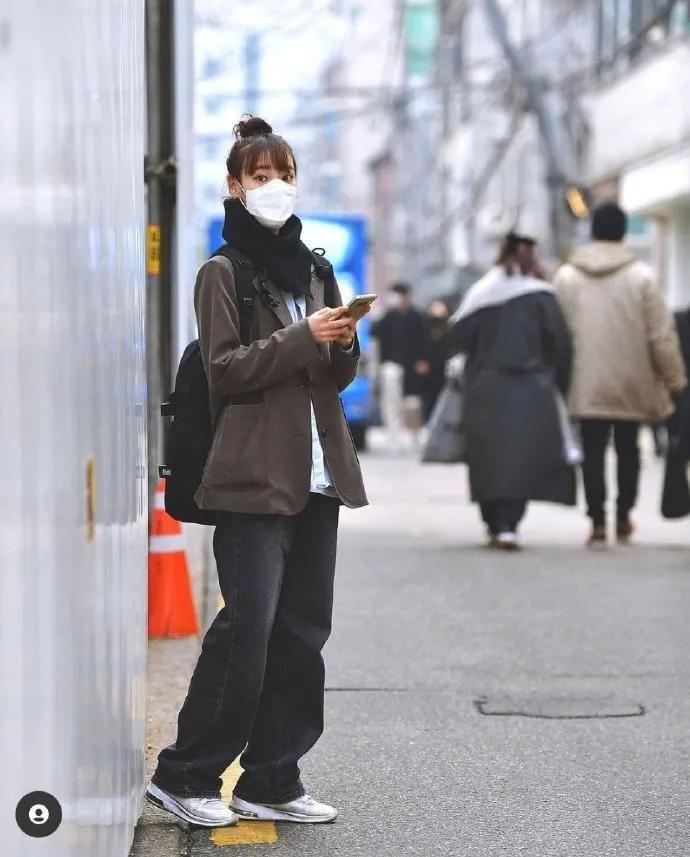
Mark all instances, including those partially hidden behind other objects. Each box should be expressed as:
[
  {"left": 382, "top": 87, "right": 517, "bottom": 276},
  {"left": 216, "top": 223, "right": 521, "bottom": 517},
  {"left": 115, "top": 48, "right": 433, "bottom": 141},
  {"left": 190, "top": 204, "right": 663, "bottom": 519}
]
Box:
[{"left": 554, "top": 202, "right": 686, "bottom": 549}]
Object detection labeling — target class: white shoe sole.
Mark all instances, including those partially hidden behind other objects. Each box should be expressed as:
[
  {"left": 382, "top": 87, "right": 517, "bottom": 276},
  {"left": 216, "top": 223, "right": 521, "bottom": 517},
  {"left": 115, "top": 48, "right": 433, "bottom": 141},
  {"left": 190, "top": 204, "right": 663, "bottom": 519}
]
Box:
[
  {"left": 145, "top": 783, "right": 238, "bottom": 828},
  {"left": 230, "top": 795, "right": 338, "bottom": 824}
]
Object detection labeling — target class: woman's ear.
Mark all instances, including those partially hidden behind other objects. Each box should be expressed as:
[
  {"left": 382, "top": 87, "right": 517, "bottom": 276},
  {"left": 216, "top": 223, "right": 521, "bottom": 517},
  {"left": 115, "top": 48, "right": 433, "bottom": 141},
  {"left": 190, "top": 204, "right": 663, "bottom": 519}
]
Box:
[{"left": 227, "top": 177, "right": 243, "bottom": 199}]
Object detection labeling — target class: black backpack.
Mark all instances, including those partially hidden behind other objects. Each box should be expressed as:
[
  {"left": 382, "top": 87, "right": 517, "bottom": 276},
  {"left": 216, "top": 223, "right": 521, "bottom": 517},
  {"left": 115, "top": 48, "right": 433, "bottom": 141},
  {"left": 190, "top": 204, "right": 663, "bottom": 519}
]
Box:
[{"left": 159, "top": 246, "right": 336, "bottom": 525}]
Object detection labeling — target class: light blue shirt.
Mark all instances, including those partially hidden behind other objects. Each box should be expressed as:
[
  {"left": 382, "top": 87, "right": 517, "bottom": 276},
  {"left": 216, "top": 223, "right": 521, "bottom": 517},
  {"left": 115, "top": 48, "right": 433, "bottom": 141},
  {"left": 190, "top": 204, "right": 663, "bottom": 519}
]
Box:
[{"left": 282, "top": 291, "right": 338, "bottom": 497}]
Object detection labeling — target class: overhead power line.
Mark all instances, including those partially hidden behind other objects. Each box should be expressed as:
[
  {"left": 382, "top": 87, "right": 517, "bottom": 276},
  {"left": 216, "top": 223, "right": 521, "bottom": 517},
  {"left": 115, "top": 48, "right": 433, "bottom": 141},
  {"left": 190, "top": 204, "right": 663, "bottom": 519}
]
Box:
[{"left": 196, "top": 2, "right": 589, "bottom": 90}]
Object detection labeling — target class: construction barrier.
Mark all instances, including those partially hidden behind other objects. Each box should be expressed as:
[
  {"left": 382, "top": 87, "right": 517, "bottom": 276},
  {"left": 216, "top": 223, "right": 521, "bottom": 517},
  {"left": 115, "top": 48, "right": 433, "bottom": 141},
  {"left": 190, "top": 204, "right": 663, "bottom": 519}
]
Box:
[{"left": 148, "top": 480, "right": 199, "bottom": 638}]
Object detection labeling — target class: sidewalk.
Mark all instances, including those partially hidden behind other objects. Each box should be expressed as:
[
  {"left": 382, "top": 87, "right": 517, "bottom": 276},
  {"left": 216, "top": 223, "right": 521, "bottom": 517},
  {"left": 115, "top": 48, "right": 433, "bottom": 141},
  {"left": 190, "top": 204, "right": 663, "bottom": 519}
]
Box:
[
  {"left": 132, "top": 439, "right": 690, "bottom": 856},
  {"left": 129, "top": 524, "right": 215, "bottom": 857}
]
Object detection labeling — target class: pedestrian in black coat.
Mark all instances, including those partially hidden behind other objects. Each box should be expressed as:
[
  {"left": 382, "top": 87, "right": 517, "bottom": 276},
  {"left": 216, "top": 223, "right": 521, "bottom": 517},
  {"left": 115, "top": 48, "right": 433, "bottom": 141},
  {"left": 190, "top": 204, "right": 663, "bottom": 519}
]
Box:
[
  {"left": 421, "top": 299, "right": 451, "bottom": 422},
  {"left": 370, "top": 283, "right": 429, "bottom": 396},
  {"left": 449, "top": 233, "right": 576, "bottom": 549},
  {"left": 370, "top": 283, "right": 430, "bottom": 446}
]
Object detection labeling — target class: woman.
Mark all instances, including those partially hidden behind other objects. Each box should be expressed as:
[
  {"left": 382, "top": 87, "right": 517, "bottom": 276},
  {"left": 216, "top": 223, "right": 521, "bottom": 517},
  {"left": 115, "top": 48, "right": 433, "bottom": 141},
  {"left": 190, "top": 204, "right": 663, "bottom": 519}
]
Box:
[
  {"left": 449, "top": 233, "right": 575, "bottom": 549},
  {"left": 146, "top": 117, "right": 368, "bottom": 827}
]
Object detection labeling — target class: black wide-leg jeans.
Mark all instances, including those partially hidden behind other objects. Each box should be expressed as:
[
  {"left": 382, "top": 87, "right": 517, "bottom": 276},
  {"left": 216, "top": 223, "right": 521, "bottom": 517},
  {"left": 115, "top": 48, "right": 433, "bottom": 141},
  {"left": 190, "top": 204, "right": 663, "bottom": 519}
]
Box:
[{"left": 152, "top": 493, "right": 340, "bottom": 802}]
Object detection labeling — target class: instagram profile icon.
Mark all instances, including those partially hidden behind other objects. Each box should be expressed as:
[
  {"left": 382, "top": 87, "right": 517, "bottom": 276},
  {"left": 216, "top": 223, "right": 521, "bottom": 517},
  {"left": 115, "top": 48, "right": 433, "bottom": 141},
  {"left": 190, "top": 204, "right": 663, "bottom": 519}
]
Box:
[{"left": 16, "top": 791, "right": 62, "bottom": 837}]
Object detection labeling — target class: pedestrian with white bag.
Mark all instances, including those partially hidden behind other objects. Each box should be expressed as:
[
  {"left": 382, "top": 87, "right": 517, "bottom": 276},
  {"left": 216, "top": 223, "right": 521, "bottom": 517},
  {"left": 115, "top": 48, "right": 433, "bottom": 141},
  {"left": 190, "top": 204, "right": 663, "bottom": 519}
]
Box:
[{"left": 448, "top": 233, "right": 577, "bottom": 550}]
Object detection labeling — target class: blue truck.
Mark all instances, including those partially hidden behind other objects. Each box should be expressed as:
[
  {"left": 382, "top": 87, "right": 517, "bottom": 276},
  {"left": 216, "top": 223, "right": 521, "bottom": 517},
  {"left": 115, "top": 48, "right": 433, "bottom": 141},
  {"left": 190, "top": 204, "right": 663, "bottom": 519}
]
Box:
[{"left": 207, "top": 212, "right": 372, "bottom": 449}]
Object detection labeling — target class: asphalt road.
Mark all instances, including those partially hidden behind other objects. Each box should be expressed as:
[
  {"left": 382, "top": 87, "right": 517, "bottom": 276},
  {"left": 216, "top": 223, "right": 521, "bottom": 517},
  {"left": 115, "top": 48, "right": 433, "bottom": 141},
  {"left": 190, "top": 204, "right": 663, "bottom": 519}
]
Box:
[{"left": 141, "top": 437, "right": 690, "bottom": 857}]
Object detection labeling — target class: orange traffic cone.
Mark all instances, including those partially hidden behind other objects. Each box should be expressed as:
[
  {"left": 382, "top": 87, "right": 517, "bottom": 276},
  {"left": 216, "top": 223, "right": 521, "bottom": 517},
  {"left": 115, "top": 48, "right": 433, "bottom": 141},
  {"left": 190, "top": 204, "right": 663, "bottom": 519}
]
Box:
[{"left": 148, "top": 480, "right": 199, "bottom": 638}]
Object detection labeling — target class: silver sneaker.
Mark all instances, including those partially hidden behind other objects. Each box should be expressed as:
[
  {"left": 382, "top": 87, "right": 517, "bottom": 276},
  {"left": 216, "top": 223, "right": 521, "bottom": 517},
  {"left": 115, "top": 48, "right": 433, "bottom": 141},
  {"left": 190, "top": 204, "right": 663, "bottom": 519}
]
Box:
[
  {"left": 231, "top": 793, "right": 338, "bottom": 823},
  {"left": 145, "top": 782, "right": 239, "bottom": 827}
]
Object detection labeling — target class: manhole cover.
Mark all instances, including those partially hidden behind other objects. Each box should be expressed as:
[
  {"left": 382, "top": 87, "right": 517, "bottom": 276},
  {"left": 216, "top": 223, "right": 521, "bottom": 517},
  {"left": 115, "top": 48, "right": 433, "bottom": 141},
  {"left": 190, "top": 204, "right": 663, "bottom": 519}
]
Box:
[
  {"left": 475, "top": 695, "right": 645, "bottom": 719},
  {"left": 325, "top": 687, "right": 409, "bottom": 693}
]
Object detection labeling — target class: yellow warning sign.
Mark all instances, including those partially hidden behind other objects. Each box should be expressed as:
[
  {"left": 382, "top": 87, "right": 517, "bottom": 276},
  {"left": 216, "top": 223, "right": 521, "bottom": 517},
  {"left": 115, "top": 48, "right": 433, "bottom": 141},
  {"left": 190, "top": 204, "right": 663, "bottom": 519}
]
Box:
[
  {"left": 147, "top": 224, "right": 161, "bottom": 276},
  {"left": 566, "top": 187, "right": 589, "bottom": 219}
]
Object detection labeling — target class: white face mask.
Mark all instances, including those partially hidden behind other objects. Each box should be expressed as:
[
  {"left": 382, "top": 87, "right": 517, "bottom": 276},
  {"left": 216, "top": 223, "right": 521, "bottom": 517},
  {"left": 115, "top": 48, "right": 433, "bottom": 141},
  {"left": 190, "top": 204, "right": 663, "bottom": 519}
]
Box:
[{"left": 239, "top": 178, "right": 298, "bottom": 229}]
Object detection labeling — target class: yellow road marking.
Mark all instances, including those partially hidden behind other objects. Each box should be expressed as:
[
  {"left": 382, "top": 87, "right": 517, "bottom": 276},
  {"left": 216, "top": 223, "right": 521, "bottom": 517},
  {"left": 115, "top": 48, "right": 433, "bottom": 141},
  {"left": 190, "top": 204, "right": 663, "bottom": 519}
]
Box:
[
  {"left": 212, "top": 821, "right": 278, "bottom": 846},
  {"left": 211, "top": 754, "right": 278, "bottom": 845}
]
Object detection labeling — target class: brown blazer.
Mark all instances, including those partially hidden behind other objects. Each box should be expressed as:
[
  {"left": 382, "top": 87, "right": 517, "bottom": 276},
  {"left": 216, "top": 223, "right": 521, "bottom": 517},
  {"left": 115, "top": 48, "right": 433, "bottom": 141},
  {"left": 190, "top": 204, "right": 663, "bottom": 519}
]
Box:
[{"left": 193, "top": 255, "right": 368, "bottom": 515}]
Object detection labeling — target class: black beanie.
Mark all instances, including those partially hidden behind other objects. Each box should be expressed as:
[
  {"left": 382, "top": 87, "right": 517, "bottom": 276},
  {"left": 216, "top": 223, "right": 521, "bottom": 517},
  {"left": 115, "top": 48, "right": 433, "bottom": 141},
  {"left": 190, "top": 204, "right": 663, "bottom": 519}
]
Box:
[{"left": 592, "top": 203, "right": 628, "bottom": 242}]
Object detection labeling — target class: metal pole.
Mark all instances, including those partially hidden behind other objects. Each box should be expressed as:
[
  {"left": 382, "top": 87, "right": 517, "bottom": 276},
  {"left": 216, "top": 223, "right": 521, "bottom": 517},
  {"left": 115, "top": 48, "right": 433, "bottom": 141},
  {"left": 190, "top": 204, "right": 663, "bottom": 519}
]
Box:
[
  {"left": 145, "top": 0, "right": 177, "bottom": 515},
  {"left": 438, "top": 0, "right": 452, "bottom": 269},
  {"left": 245, "top": 32, "right": 260, "bottom": 114}
]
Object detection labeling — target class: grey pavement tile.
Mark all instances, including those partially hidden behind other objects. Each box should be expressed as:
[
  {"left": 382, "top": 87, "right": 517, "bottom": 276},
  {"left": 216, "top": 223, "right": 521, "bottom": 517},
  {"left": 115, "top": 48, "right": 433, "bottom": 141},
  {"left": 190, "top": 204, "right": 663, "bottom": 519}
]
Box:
[{"left": 130, "top": 821, "right": 189, "bottom": 857}]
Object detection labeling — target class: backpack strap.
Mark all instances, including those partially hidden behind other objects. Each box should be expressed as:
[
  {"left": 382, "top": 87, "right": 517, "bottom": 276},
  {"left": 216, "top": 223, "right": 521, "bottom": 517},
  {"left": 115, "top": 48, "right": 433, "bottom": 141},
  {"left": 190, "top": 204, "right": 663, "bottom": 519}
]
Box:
[
  {"left": 310, "top": 248, "right": 337, "bottom": 308},
  {"left": 210, "top": 245, "right": 257, "bottom": 346}
]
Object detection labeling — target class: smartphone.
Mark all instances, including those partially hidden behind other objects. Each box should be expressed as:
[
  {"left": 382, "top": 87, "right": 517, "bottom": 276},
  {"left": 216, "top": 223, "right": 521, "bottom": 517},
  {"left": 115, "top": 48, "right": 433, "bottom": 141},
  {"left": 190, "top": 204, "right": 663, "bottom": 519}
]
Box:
[{"left": 346, "top": 294, "right": 378, "bottom": 321}]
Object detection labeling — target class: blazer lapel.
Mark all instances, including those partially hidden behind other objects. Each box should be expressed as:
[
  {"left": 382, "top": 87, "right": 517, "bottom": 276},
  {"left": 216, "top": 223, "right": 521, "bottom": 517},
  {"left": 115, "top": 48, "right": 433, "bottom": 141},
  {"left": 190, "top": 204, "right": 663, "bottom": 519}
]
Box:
[
  {"left": 306, "top": 269, "right": 330, "bottom": 359},
  {"left": 253, "top": 274, "right": 294, "bottom": 329},
  {"left": 305, "top": 267, "right": 325, "bottom": 316}
]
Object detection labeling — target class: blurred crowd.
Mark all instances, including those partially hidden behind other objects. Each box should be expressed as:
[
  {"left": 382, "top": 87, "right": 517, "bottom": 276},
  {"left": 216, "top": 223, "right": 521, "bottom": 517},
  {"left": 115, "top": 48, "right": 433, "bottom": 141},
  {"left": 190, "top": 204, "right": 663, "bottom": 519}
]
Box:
[
  {"left": 369, "top": 284, "right": 453, "bottom": 444},
  {"left": 369, "top": 203, "right": 690, "bottom": 550}
]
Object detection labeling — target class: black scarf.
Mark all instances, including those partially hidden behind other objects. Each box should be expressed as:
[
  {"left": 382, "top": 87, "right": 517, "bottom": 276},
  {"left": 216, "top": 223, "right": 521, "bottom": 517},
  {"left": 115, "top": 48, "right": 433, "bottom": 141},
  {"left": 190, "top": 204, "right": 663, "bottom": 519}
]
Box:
[{"left": 221, "top": 198, "right": 313, "bottom": 297}]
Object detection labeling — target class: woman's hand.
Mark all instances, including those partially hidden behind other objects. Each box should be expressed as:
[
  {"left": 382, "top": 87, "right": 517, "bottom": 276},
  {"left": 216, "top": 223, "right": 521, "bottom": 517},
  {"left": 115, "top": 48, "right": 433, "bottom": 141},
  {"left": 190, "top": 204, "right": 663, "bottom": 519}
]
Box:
[
  {"left": 308, "top": 308, "right": 353, "bottom": 344},
  {"left": 334, "top": 303, "right": 371, "bottom": 347},
  {"left": 335, "top": 316, "right": 357, "bottom": 347}
]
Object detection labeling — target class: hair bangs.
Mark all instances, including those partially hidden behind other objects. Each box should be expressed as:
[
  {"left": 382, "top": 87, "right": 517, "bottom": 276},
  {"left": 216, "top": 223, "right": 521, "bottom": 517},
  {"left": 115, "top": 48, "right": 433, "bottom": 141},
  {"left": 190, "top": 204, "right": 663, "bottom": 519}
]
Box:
[{"left": 241, "top": 136, "right": 296, "bottom": 176}]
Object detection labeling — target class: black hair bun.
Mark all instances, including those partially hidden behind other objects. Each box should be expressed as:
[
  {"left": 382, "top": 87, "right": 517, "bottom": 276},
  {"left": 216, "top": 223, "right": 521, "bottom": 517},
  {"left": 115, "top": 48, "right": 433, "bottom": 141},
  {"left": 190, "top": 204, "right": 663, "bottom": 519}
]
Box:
[{"left": 235, "top": 116, "right": 273, "bottom": 139}]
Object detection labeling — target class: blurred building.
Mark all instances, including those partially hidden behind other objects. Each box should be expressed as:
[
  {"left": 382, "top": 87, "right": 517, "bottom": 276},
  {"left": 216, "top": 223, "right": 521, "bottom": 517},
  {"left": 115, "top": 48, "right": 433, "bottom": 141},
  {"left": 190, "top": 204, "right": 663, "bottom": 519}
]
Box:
[
  {"left": 194, "top": 0, "right": 352, "bottom": 256},
  {"left": 438, "top": 0, "right": 593, "bottom": 271},
  {"left": 337, "top": 0, "right": 690, "bottom": 309},
  {"left": 192, "top": 1, "right": 690, "bottom": 309},
  {"left": 329, "top": 0, "right": 592, "bottom": 300},
  {"left": 194, "top": 19, "right": 243, "bottom": 232},
  {"left": 329, "top": 0, "right": 406, "bottom": 295},
  {"left": 331, "top": 0, "right": 449, "bottom": 302},
  {"left": 437, "top": 0, "right": 690, "bottom": 306},
  {"left": 584, "top": 0, "right": 690, "bottom": 308}
]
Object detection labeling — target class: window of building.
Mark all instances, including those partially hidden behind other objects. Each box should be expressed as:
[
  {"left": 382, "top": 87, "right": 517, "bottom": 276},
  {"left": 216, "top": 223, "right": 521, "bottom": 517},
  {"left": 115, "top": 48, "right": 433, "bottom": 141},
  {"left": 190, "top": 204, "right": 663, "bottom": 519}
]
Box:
[
  {"left": 203, "top": 57, "right": 222, "bottom": 79},
  {"left": 672, "top": 0, "right": 690, "bottom": 30},
  {"left": 198, "top": 136, "right": 224, "bottom": 161},
  {"left": 322, "top": 111, "right": 339, "bottom": 143},
  {"left": 597, "top": 0, "right": 689, "bottom": 74},
  {"left": 203, "top": 182, "right": 221, "bottom": 206},
  {"left": 204, "top": 95, "right": 224, "bottom": 115}
]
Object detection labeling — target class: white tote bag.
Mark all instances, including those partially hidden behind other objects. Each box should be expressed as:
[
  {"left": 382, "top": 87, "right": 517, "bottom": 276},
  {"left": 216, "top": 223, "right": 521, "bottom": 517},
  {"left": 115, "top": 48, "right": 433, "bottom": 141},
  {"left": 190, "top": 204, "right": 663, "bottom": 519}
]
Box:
[{"left": 555, "top": 392, "right": 583, "bottom": 466}]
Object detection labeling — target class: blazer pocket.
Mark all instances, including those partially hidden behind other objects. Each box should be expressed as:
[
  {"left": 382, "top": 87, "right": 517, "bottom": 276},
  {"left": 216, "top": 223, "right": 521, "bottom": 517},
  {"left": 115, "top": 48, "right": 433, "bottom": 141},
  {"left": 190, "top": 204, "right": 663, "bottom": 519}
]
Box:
[{"left": 204, "top": 403, "right": 269, "bottom": 489}]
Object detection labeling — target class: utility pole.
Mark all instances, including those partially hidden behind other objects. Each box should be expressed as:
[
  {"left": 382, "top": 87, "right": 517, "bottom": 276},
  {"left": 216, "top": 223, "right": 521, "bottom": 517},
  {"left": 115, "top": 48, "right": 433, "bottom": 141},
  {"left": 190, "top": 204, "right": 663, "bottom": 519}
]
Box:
[
  {"left": 145, "top": 0, "right": 177, "bottom": 514},
  {"left": 438, "top": 0, "right": 453, "bottom": 269},
  {"left": 482, "top": 0, "right": 575, "bottom": 257},
  {"left": 244, "top": 32, "right": 260, "bottom": 114}
]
